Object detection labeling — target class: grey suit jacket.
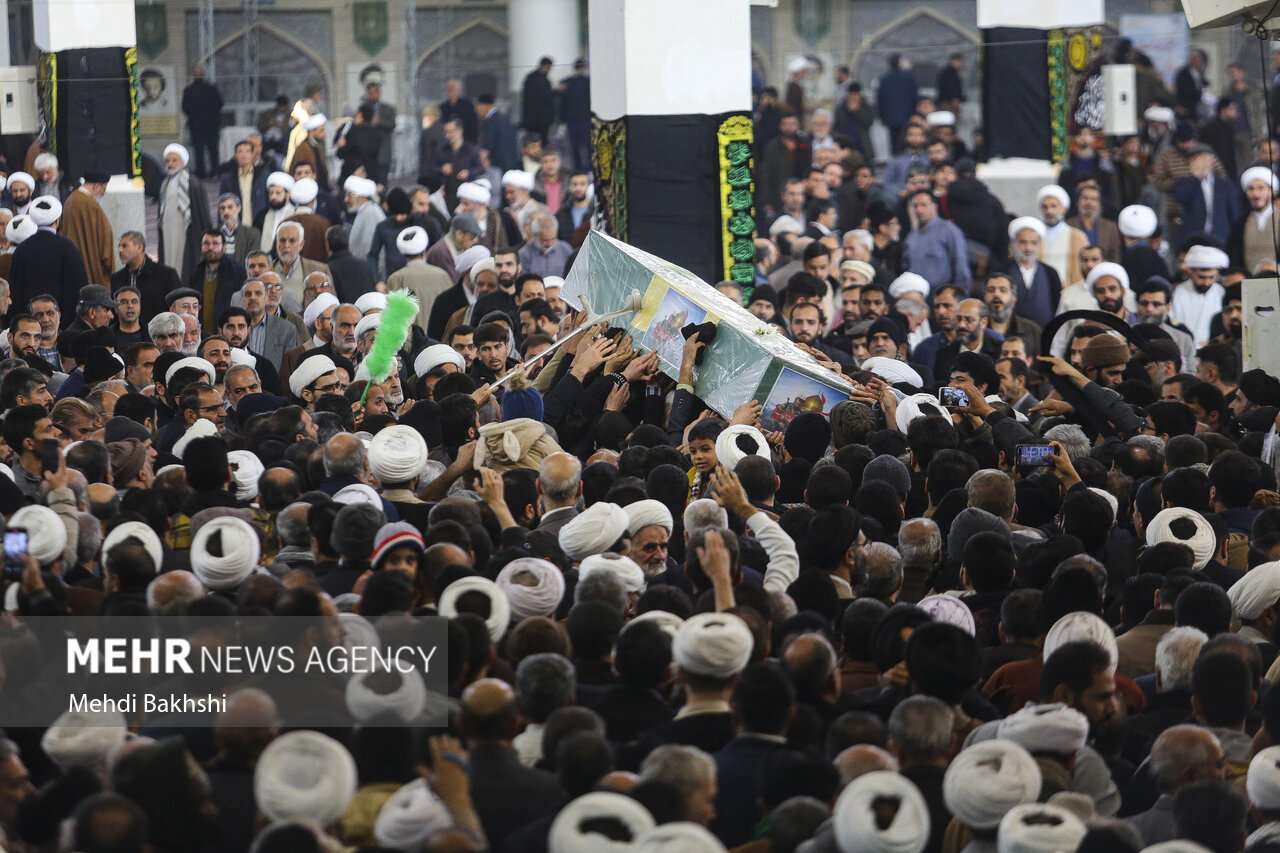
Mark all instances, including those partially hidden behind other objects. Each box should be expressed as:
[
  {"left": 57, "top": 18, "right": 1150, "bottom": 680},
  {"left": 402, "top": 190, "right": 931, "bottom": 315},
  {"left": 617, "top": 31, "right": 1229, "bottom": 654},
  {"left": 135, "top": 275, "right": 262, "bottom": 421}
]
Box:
[
  {"left": 536, "top": 507, "right": 579, "bottom": 539},
  {"left": 1124, "top": 794, "right": 1175, "bottom": 847},
  {"left": 258, "top": 312, "right": 300, "bottom": 370}
]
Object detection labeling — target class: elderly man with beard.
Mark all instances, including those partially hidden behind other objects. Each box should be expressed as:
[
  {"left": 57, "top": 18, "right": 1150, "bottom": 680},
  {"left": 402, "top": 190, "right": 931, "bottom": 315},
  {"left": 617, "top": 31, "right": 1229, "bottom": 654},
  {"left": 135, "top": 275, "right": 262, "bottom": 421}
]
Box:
[
  {"left": 1004, "top": 216, "right": 1062, "bottom": 328},
  {"left": 1134, "top": 276, "right": 1198, "bottom": 369},
  {"left": 179, "top": 313, "right": 201, "bottom": 356},
  {"left": 259, "top": 270, "right": 307, "bottom": 344},
  {"left": 984, "top": 273, "right": 1041, "bottom": 358},
  {"left": 1172, "top": 245, "right": 1228, "bottom": 347},
  {"left": 1036, "top": 184, "right": 1089, "bottom": 287},
  {"left": 626, "top": 499, "right": 674, "bottom": 579},
  {"left": 147, "top": 311, "right": 184, "bottom": 355},
  {"left": 254, "top": 172, "right": 295, "bottom": 253},
  {"left": 272, "top": 222, "right": 330, "bottom": 312},
  {"left": 935, "top": 299, "right": 1001, "bottom": 382}
]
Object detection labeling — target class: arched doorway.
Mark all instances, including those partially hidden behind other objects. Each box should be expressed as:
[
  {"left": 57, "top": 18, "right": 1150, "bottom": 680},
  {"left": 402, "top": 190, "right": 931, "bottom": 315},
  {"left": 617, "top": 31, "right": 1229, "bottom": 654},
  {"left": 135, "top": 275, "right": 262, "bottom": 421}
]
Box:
[
  {"left": 851, "top": 9, "right": 980, "bottom": 98},
  {"left": 205, "top": 24, "right": 330, "bottom": 128},
  {"left": 415, "top": 20, "right": 508, "bottom": 107}
]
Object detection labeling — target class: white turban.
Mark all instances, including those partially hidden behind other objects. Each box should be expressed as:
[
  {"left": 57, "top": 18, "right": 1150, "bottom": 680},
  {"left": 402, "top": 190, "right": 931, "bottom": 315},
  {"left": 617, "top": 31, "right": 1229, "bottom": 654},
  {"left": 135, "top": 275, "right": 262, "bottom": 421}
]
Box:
[
  {"left": 303, "top": 293, "right": 339, "bottom": 328},
  {"left": 290, "top": 177, "right": 319, "bottom": 206},
  {"left": 172, "top": 418, "right": 218, "bottom": 460},
  {"left": 396, "top": 226, "right": 429, "bottom": 257},
  {"left": 303, "top": 113, "right": 327, "bottom": 131},
  {"left": 716, "top": 424, "right": 771, "bottom": 472},
  {"left": 1145, "top": 507, "right": 1215, "bottom": 570},
  {"left": 5, "top": 214, "right": 36, "bottom": 245},
  {"left": 1089, "top": 487, "right": 1118, "bottom": 526},
  {"left": 339, "top": 611, "right": 379, "bottom": 655},
  {"left": 354, "top": 313, "right": 382, "bottom": 341},
  {"left": 438, "top": 575, "right": 512, "bottom": 643},
  {"left": 266, "top": 171, "right": 295, "bottom": 191},
  {"left": 343, "top": 175, "right": 377, "bottom": 198},
  {"left": 633, "top": 823, "right": 727, "bottom": 853},
  {"left": 1043, "top": 611, "right": 1117, "bottom": 672},
  {"left": 835, "top": 771, "right": 931, "bottom": 853},
  {"left": 997, "top": 804, "right": 1087, "bottom": 853},
  {"left": 289, "top": 354, "right": 337, "bottom": 397},
  {"left": 28, "top": 195, "right": 62, "bottom": 226},
  {"left": 374, "top": 779, "right": 453, "bottom": 849},
  {"left": 1145, "top": 844, "right": 1213, "bottom": 853},
  {"left": 673, "top": 612, "right": 753, "bottom": 678},
  {"left": 861, "top": 356, "right": 923, "bottom": 388},
  {"left": 228, "top": 450, "right": 264, "bottom": 502},
  {"left": 888, "top": 272, "right": 931, "bottom": 300},
  {"left": 191, "top": 516, "right": 260, "bottom": 590},
  {"left": 579, "top": 553, "right": 646, "bottom": 594},
  {"left": 456, "top": 181, "right": 491, "bottom": 206},
  {"left": 768, "top": 214, "right": 805, "bottom": 237},
  {"left": 369, "top": 425, "right": 428, "bottom": 485},
  {"left": 1118, "top": 204, "right": 1158, "bottom": 239},
  {"left": 471, "top": 257, "right": 497, "bottom": 279},
  {"left": 944, "top": 740, "right": 1043, "bottom": 830},
  {"left": 1184, "top": 245, "right": 1230, "bottom": 270},
  {"left": 333, "top": 483, "right": 382, "bottom": 508},
  {"left": 102, "top": 520, "right": 163, "bottom": 572},
  {"left": 895, "top": 392, "right": 950, "bottom": 434},
  {"left": 1144, "top": 105, "right": 1175, "bottom": 124},
  {"left": 1242, "top": 166, "right": 1279, "bottom": 193},
  {"left": 413, "top": 343, "right": 465, "bottom": 378},
  {"left": 230, "top": 348, "right": 257, "bottom": 368},
  {"left": 1036, "top": 185, "right": 1070, "bottom": 208},
  {"left": 41, "top": 711, "right": 128, "bottom": 772},
  {"left": 6, "top": 171, "right": 34, "bottom": 190},
  {"left": 551, "top": 792, "right": 656, "bottom": 853},
  {"left": 1086, "top": 261, "right": 1130, "bottom": 292},
  {"left": 1229, "top": 561, "right": 1280, "bottom": 620},
  {"left": 626, "top": 609, "right": 685, "bottom": 637},
  {"left": 625, "top": 499, "right": 674, "bottom": 536},
  {"left": 9, "top": 504, "right": 67, "bottom": 566},
  {"left": 495, "top": 557, "right": 565, "bottom": 621},
  {"left": 456, "top": 245, "right": 491, "bottom": 278},
  {"left": 1248, "top": 745, "right": 1280, "bottom": 810},
  {"left": 559, "top": 501, "right": 630, "bottom": 561},
  {"left": 997, "top": 703, "right": 1090, "bottom": 755},
  {"left": 346, "top": 667, "right": 427, "bottom": 723},
  {"left": 255, "top": 730, "right": 357, "bottom": 826},
  {"left": 544, "top": 276, "right": 564, "bottom": 290},
  {"left": 355, "top": 292, "right": 387, "bottom": 314},
  {"left": 502, "top": 170, "right": 535, "bottom": 191},
  {"left": 1007, "top": 216, "right": 1046, "bottom": 240},
  {"left": 165, "top": 356, "right": 216, "bottom": 385},
  {"left": 926, "top": 110, "right": 956, "bottom": 127},
  {"left": 163, "top": 144, "right": 189, "bottom": 166},
  {"left": 917, "top": 594, "right": 976, "bottom": 636}
]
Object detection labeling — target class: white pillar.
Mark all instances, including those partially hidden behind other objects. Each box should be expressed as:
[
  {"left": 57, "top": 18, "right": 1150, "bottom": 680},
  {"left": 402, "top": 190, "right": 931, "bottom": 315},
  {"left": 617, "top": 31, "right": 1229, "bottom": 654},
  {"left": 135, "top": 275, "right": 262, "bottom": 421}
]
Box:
[
  {"left": 33, "top": 0, "right": 135, "bottom": 51},
  {"left": 0, "top": 0, "right": 10, "bottom": 67},
  {"left": 508, "top": 0, "right": 580, "bottom": 95}
]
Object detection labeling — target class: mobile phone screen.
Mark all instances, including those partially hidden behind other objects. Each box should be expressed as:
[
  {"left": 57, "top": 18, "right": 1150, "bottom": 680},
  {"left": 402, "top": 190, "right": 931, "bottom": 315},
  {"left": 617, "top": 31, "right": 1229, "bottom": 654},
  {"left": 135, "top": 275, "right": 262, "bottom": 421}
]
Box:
[{"left": 1015, "top": 444, "right": 1055, "bottom": 467}]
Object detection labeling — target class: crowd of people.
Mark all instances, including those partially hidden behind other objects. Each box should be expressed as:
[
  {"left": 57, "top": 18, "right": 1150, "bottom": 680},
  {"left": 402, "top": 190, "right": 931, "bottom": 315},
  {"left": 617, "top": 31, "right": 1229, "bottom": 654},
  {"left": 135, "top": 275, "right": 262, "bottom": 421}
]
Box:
[{"left": 0, "top": 35, "right": 1273, "bottom": 853}]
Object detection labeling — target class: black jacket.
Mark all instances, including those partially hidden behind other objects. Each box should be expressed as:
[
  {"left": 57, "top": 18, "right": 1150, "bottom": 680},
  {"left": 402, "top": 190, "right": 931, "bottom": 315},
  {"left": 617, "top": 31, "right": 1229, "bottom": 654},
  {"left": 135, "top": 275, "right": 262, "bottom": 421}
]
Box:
[
  {"left": 467, "top": 743, "right": 564, "bottom": 849},
  {"left": 520, "top": 70, "right": 555, "bottom": 134},
  {"left": 10, "top": 230, "right": 90, "bottom": 324},
  {"left": 188, "top": 257, "right": 248, "bottom": 334},
  {"left": 112, "top": 257, "right": 184, "bottom": 324},
  {"left": 327, "top": 249, "right": 376, "bottom": 305}
]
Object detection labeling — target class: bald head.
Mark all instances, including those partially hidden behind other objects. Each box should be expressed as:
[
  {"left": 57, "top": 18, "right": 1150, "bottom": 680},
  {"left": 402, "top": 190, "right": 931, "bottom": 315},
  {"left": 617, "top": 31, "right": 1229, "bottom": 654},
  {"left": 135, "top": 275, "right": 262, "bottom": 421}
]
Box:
[
  {"left": 598, "top": 771, "right": 639, "bottom": 793},
  {"left": 461, "top": 678, "right": 521, "bottom": 741},
  {"left": 322, "top": 432, "right": 366, "bottom": 480},
  {"left": 259, "top": 467, "right": 301, "bottom": 512},
  {"left": 1150, "top": 724, "right": 1224, "bottom": 793},
  {"left": 898, "top": 517, "right": 941, "bottom": 564},
  {"left": 86, "top": 482, "right": 120, "bottom": 520},
  {"left": 423, "top": 543, "right": 473, "bottom": 588},
  {"left": 145, "top": 570, "right": 205, "bottom": 613},
  {"left": 835, "top": 744, "right": 899, "bottom": 785},
  {"left": 538, "top": 451, "right": 582, "bottom": 507},
  {"left": 586, "top": 449, "right": 619, "bottom": 467},
  {"left": 215, "top": 688, "right": 280, "bottom": 761}
]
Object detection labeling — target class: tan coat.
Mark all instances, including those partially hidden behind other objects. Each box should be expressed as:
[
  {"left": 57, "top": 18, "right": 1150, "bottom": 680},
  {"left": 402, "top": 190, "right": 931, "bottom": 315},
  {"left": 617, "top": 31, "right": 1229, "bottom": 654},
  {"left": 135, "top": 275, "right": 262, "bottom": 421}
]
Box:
[{"left": 60, "top": 188, "right": 115, "bottom": 285}]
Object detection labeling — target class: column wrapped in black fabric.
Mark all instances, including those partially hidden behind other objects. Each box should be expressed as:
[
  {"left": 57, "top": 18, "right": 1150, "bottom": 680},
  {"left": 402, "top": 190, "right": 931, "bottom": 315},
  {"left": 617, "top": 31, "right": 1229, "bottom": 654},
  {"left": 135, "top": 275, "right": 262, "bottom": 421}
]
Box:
[{"left": 982, "top": 28, "right": 1050, "bottom": 161}]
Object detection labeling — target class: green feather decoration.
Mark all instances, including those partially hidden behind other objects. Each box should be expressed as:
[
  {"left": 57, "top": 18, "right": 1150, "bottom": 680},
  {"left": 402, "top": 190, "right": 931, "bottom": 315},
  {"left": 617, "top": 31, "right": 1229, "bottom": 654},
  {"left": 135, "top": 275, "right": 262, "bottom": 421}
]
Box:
[{"left": 360, "top": 290, "right": 418, "bottom": 402}]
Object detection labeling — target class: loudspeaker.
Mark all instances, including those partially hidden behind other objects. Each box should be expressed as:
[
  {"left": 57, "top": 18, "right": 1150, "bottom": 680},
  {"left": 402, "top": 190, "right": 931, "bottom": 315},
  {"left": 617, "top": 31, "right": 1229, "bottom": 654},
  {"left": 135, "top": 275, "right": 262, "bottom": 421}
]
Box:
[
  {"left": 1103, "top": 65, "right": 1137, "bottom": 136},
  {"left": 1178, "top": 0, "right": 1280, "bottom": 29},
  {"left": 47, "top": 47, "right": 136, "bottom": 180}
]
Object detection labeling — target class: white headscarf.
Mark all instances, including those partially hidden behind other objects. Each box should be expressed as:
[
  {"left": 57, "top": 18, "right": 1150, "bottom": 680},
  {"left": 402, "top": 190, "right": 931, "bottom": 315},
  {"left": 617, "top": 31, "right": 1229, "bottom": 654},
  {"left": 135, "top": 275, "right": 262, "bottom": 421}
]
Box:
[
  {"left": 835, "top": 771, "right": 931, "bottom": 853},
  {"left": 495, "top": 558, "right": 565, "bottom": 621},
  {"left": 438, "top": 575, "right": 512, "bottom": 643},
  {"left": 254, "top": 730, "right": 357, "bottom": 826},
  {"left": 40, "top": 711, "right": 128, "bottom": 773},
  {"left": 550, "top": 792, "right": 656, "bottom": 853},
  {"left": 673, "top": 612, "right": 753, "bottom": 678},
  {"left": 559, "top": 502, "right": 629, "bottom": 561},
  {"left": 997, "top": 804, "right": 1087, "bottom": 853},
  {"left": 374, "top": 779, "right": 453, "bottom": 849},
  {"left": 1042, "top": 611, "right": 1117, "bottom": 673},
  {"left": 345, "top": 667, "right": 427, "bottom": 723},
  {"left": 943, "top": 740, "right": 1043, "bottom": 830},
  {"left": 191, "top": 516, "right": 260, "bottom": 590},
  {"left": 579, "top": 553, "right": 646, "bottom": 594},
  {"left": 997, "top": 703, "right": 1090, "bottom": 755}
]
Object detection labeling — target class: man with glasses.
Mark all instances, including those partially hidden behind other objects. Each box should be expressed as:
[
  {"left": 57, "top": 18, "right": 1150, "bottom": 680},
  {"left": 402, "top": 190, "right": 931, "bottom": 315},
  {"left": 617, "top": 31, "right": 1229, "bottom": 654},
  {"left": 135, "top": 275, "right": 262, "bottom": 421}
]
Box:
[
  {"left": 935, "top": 297, "right": 1001, "bottom": 382},
  {"left": 259, "top": 270, "right": 307, "bottom": 344},
  {"left": 287, "top": 352, "right": 341, "bottom": 411},
  {"left": 236, "top": 279, "right": 297, "bottom": 372}
]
